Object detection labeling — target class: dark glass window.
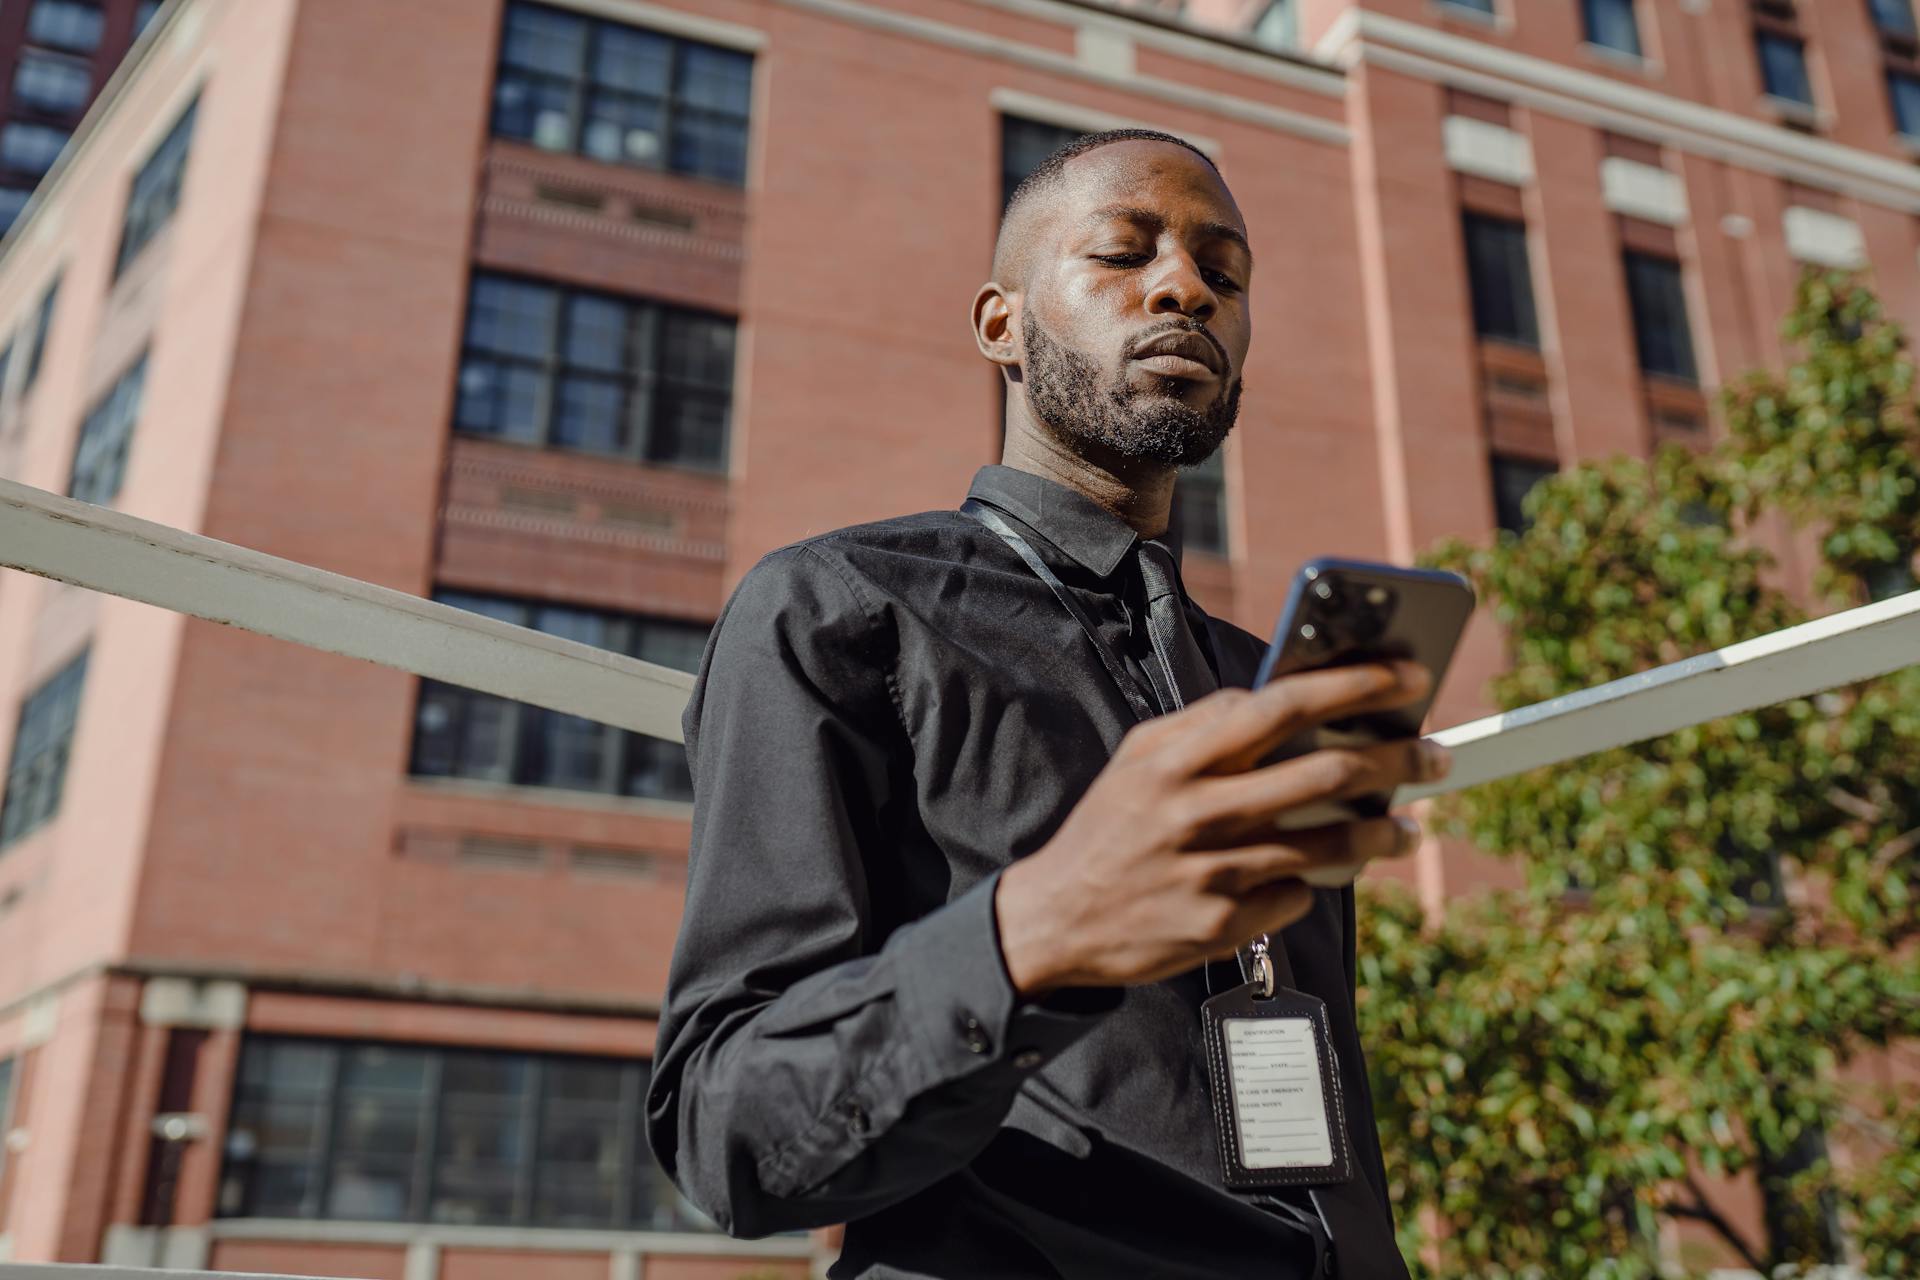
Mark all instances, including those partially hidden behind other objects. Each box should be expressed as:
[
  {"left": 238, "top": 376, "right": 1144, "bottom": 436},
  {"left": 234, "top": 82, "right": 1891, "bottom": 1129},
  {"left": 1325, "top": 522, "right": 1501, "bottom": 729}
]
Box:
[
  {"left": 219, "top": 1037, "right": 711, "bottom": 1232},
  {"left": 1622, "top": 253, "right": 1697, "bottom": 383},
  {"left": 1441, "top": 0, "right": 1496, "bottom": 13},
  {"left": 1757, "top": 31, "right": 1814, "bottom": 106},
  {"left": 0, "top": 1056, "right": 14, "bottom": 1180},
  {"left": 1251, "top": 0, "right": 1297, "bottom": 49},
  {"left": 21, "top": 275, "right": 59, "bottom": 392},
  {"left": 410, "top": 592, "right": 706, "bottom": 802},
  {"left": 492, "top": 2, "right": 752, "bottom": 185},
  {"left": 455, "top": 273, "right": 735, "bottom": 471},
  {"left": 1463, "top": 213, "right": 1539, "bottom": 347},
  {"left": 68, "top": 353, "right": 147, "bottom": 504},
  {"left": 0, "top": 340, "right": 14, "bottom": 405},
  {"left": 0, "top": 650, "right": 88, "bottom": 849},
  {"left": 135, "top": 0, "right": 164, "bottom": 34},
  {"left": 1872, "top": 0, "right": 1918, "bottom": 36},
  {"left": 14, "top": 53, "right": 91, "bottom": 116},
  {"left": 1891, "top": 70, "right": 1920, "bottom": 135},
  {"left": 26, "top": 0, "right": 103, "bottom": 52},
  {"left": 1582, "top": 0, "right": 1641, "bottom": 55},
  {"left": 115, "top": 97, "right": 197, "bottom": 277},
  {"left": 0, "top": 187, "right": 31, "bottom": 232},
  {"left": 1173, "top": 450, "right": 1228, "bottom": 556},
  {"left": 1490, "top": 454, "right": 1555, "bottom": 534},
  {"left": 1001, "top": 116, "right": 1082, "bottom": 208},
  {"left": 0, "top": 122, "right": 70, "bottom": 175}
]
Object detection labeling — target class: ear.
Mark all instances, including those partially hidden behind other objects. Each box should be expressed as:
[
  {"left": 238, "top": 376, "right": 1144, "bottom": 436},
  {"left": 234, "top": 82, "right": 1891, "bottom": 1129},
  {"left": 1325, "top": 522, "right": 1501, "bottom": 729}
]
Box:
[{"left": 971, "top": 282, "right": 1020, "bottom": 375}]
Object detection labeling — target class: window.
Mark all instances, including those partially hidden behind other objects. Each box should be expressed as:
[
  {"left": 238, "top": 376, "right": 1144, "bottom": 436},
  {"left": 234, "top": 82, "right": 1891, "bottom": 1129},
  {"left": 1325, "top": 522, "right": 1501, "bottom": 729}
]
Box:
[
  {"left": 1250, "top": 0, "right": 1298, "bottom": 50},
  {"left": 0, "top": 122, "right": 71, "bottom": 175},
  {"left": 410, "top": 592, "right": 706, "bottom": 802},
  {"left": 0, "top": 1055, "right": 14, "bottom": 1179},
  {"left": 26, "top": 0, "right": 103, "bottom": 52},
  {"left": 68, "top": 354, "right": 147, "bottom": 504},
  {"left": 219, "top": 1037, "right": 709, "bottom": 1232},
  {"left": 0, "top": 340, "right": 13, "bottom": 409},
  {"left": 1622, "top": 253, "right": 1697, "bottom": 383},
  {"left": 1490, "top": 455, "right": 1555, "bottom": 534},
  {"left": 1582, "top": 0, "right": 1642, "bottom": 55},
  {"left": 135, "top": 0, "right": 164, "bottom": 34},
  {"left": 114, "top": 97, "right": 197, "bottom": 277},
  {"left": 1872, "top": 0, "right": 1918, "bottom": 37},
  {"left": 1173, "top": 450, "right": 1228, "bottom": 556},
  {"left": 0, "top": 650, "right": 88, "bottom": 849},
  {"left": 491, "top": 2, "right": 753, "bottom": 185},
  {"left": 1440, "top": 0, "right": 1496, "bottom": 13},
  {"left": 1757, "top": 31, "right": 1814, "bottom": 106},
  {"left": 0, "top": 187, "right": 31, "bottom": 232},
  {"left": 1891, "top": 70, "right": 1920, "bottom": 135},
  {"left": 1463, "top": 213, "right": 1539, "bottom": 347},
  {"left": 455, "top": 273, "right": 736, "bottom": 471},
  {"left": 14, "top": 53, "right": 91, "bottom": 116},
  {"left": 21, "top": 275, "right": 59, "bottom": 392},
  {"left": 1001, "top": 116, "right": 1082, "bottom": 208}
]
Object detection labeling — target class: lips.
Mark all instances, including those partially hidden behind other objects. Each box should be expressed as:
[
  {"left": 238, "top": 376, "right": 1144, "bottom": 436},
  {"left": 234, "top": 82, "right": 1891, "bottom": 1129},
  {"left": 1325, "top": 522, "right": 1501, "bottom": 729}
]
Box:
[{"left": 1129, "top": 330, "right": 1225, "bottom": 379}]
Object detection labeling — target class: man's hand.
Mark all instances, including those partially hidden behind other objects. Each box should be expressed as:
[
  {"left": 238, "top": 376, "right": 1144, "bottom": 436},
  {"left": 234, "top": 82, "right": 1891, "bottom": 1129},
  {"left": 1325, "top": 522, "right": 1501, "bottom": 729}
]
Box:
[{"left": 994, "top": 660, "right": 1450, "bottom": 997}]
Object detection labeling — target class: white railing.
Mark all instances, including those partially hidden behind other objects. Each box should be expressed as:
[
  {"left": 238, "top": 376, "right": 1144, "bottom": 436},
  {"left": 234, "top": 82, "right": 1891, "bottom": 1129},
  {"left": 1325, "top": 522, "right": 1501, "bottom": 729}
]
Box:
[{"left": 8, "top": 475, "right": 1920, "bottom": 783}]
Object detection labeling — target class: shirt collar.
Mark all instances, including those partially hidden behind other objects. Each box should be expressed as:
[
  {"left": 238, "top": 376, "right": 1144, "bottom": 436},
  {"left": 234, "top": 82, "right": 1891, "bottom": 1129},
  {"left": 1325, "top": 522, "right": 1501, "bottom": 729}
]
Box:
[{"left": 964, "top": 464, "right": 1184, "bottom": 579}]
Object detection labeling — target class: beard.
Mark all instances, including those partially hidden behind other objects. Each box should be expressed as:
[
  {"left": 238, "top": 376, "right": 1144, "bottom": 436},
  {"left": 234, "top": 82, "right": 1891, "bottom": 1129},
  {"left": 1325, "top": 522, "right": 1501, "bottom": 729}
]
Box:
[{"left": 1020, "top": 310, "right": 1242, "bottom": 468}]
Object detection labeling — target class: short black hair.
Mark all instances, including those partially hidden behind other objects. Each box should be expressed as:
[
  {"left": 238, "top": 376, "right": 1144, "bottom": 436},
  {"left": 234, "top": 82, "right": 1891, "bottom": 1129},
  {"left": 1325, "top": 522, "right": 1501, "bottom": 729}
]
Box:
[{"left": 993, "top": 128, "right": 1223, "bottom": 281}]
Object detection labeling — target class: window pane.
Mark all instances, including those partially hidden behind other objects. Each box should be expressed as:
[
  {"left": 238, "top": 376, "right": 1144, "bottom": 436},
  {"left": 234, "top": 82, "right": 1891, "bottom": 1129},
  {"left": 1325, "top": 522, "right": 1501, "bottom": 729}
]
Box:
[
  {"left": 1, "top": 122, "right": 71, "bottom": 175},
  {"left": 13, "top": 53, "right": 91, "bottom": 116},
  {"left": 22, "top": 276, "right": 57, "bottom": 388},
  {"left": 493, "top": 68, "right": 576, "bottom": 152},
  {"left": 431, "top": 1054, "right": 533, "bottom": 1225},
  {"left": 1251, "top": 0, "right": 1297, "bottom": 50},
  {"left": 1758, "top": 33, "right": 1813, "bottom": 106},
  {"left": 552, "top": 375, "right": 627, "bottom": 453},
  {"left": 1623, "top": 253, "right": 1697, "bottom": 383},
  {"left": 26, "top": 0, "right": 103, "bottom": 52},
  {"left": 0, "top": 649, "right": 88, "bottom": 848},
  {"left": 1440, "top": 0, "right": 1495, "bottom": 12},
  {"left": 662, "top": 314, "right": 735, "bottom": 392},
  {"left": 533, "top": 1059, "right": 626, "bottom": 1228},
  {"left": 1872, "top": 0, "right": 1917, "bottom": 36},
  {"left": 677, "top": 44, "right": 752, "bottom": 116},
  {"left": 502, "top": 4, "right": 588, "bottom": 76},
  {"left": 581, "top": 90, "right": 666, "bottom": 167},
  {"left": 649, "top": 392, "right": 728, "bottom": 469},
  {"left": 594, "top": 26, "right": 672, "bottom": 95},
  {"left": 1892, "top": 71, "right": 1920, "bottom": 137},
  {"left": 1173, "top": 451, "right": 1228, "bottom": 556},
  {"left": 326, "top": 1046, "right": 431, "bottom": 1222},
  {"left": 136, "top": 0, "right": 163, "bottom": 34},
  {"left": 115, "top": 98, "right": 197, "bottom": 276},
  {"left": 1463, "top": 214, "right": 1539, "bottom": 346},
  {"left": 222, "top": 1040, "right": 336, "bottom": 1219},
  {"left": 669, "top": 110, "right": 748, "bottom": 185},
  {"left": 1581, "top": 0, "right": 1640, "bottom": 56},
  {"left": 69, "top": 354, "right": 148, "bottom": 505},
  {"left": 0, "top": 186, "right": 32, "bottom": 231},
  {"left": 467, "top": 277, "right": 558, "bottom": 361},
  {"left": 1491, "top": 455, "right": 1556, "bottom": 534}
]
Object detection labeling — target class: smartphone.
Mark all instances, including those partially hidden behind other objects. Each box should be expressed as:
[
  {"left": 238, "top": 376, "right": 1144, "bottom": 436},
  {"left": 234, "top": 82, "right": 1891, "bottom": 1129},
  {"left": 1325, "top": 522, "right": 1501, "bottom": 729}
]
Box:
[{"left": 1252, "top": 558, "right": 1475, "bottom": 879}]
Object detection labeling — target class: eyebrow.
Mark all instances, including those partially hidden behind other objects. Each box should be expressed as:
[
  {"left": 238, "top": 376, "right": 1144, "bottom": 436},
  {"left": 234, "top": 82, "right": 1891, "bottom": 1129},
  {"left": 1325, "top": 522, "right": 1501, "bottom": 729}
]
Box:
[{"left": 1083, "top": 204, "right": 1254, "bottom": 261}]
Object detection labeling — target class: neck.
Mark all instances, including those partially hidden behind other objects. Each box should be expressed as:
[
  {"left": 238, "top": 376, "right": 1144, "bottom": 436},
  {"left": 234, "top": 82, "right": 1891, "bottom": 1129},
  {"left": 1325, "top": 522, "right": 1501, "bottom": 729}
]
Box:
[{"left": 1000, "top": 401, "right": 1176, "bottom": 538}]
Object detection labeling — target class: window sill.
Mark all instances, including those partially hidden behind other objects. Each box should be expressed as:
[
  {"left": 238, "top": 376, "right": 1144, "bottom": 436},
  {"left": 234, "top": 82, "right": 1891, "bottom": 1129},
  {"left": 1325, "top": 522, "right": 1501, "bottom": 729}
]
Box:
[
  {"left": 1577, "top": 41, "right": 1660, "bottom": 78},
  {"left": 1893, "top": 130, "right": 1920, "bottom": 159},
  {"left": 403, "top": 775, "right": 695, "bottom": 821},
  {"left": 1761, "top": 95, "right": 1823, "bottom": 130}
]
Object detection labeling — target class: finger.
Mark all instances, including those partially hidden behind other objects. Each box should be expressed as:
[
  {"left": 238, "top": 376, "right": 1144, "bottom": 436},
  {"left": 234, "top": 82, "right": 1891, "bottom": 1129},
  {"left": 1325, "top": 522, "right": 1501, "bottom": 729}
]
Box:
[
  {"left": 1192, "top": 816, "right": 1421, "bottom": 894},
  {"left": 1227, "top": 879, "right": 1317, "bottom": 938},
  {"left": 1187, "top": 737, "right": 1451, "bottom": 837},
  {"left": 1158, "top": 661, "right": 1432, "bottom": 779}
]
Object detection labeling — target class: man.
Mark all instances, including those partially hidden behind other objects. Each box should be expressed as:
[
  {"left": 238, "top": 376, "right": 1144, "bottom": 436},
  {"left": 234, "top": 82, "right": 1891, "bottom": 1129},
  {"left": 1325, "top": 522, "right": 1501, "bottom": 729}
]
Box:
[{"left": 646, "top": 130, "right": 1450, "bottom": 1278}]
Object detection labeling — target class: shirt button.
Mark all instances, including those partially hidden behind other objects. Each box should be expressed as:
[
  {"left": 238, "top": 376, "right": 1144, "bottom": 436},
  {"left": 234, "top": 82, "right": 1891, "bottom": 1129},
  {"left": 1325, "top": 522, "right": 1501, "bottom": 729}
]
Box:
[
  {"left": 842, "top": 1101, "right": 869, "bottom": 1136},
  {"left": 1321, "top": 1248, "right": 1337, "bottom": 1276},
  {"left": 958, "top": 1012, "right": 992, "bottom": 1056},
  {"left": 1012, "top": 1049, "right": 1044, "bottom": 1070}
]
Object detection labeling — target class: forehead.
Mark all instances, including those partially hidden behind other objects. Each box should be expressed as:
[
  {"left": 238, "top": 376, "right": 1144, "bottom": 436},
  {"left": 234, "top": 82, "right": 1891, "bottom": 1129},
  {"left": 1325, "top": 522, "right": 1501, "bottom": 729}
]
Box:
[{"left": 1052, "top": 140, "right": 1245, "bottom": 237}]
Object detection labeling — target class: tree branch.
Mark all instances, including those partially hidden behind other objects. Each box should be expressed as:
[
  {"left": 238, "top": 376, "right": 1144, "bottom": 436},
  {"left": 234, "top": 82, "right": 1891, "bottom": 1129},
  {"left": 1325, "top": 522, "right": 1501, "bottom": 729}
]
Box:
[{"left": 1667, "top": 1177, "right": 1768, "bottom": 1273}]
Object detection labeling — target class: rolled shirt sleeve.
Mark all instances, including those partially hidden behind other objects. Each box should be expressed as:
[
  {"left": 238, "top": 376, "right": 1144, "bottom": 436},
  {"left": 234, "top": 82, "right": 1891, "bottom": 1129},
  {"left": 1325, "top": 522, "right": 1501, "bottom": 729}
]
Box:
[{"left": 644, "top": 545, "right": 1111, "bottom": 1237}]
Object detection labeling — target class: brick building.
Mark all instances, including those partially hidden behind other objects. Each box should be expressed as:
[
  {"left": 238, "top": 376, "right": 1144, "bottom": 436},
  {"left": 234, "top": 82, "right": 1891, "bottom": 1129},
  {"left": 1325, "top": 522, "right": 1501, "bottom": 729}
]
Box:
[{"left": 0, "top": 0, "right": 1916, "bottom": 1274}]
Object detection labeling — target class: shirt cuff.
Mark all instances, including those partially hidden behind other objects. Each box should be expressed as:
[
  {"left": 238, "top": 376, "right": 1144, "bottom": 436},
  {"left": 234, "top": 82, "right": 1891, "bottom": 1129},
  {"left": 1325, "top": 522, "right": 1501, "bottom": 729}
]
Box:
[{"left": 891, "top": 868, "right": 1118, "bottom": 1088}]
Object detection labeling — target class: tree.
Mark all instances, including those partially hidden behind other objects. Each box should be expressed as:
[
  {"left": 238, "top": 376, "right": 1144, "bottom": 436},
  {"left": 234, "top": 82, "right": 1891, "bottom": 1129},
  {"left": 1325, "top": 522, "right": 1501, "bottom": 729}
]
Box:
[{"left": 1360, "top": 271, "right": 1920, "bottom": 1278}]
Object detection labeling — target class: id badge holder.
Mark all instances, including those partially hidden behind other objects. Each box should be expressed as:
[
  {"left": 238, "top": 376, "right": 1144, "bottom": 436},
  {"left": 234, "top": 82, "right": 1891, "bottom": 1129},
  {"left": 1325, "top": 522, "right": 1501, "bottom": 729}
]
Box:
[{"left": 1200, "top": 948, "right": 1354, "bottom": 1189}]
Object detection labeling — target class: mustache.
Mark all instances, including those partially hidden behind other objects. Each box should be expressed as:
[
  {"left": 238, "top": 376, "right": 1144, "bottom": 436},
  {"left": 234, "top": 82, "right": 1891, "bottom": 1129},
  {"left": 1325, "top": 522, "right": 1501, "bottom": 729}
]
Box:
[{"left": 1124, "top": 320, "right": 1229, "bottom": 374}]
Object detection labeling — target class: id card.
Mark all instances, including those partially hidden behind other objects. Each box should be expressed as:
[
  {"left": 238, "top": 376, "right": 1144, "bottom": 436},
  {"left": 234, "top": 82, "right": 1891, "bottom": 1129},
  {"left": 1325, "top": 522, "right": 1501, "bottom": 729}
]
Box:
[{"left": 1200, "top": 982, "right": 1353, "bottom": 1189}]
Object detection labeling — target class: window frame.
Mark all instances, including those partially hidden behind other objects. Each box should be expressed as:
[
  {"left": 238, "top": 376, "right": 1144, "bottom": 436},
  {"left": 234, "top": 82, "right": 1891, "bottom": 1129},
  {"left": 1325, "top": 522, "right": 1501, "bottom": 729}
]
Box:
[
  {"left": 1489, "top": 453, "right": 1557, "bottom": 535},
  {"left": 1580, "top": 0, "right": 1643, "bottom": 57},
  {"left": 453, "top": 271, "right": 737, "bottom": 473},
  {"left": 20, "top": 273, "right": 60, "bottom": 394},
  {"left": 0, "top": 649, "right": 89, "bottom": 850},
  {"left": 489, "top": 1, "right": 753, "bottom": 186},
  {"left": 218, "top": 1036, "right": 710, "bottom": 1233},
  {"left": 114, "top": 95, "right": 199, "bottom": 280},
  {"left": 1462, "top": 211, "right": 1541, "bottom": 349},
  {"left": 67, "top": 351, "right": 149, "bottom": 505},
  {"left": 1621, "top": 251, "right": 1699, "bottom": 385},
  {"left": 1172, "top": 450, "right": 1230, "bottom": 558}
]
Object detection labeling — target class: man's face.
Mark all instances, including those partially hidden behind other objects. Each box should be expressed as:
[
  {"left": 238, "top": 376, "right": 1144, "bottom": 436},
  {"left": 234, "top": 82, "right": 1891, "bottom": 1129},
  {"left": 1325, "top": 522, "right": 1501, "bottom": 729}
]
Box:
[{"left": 1016, "top": 141, "right": 1253, "bottom": 468}]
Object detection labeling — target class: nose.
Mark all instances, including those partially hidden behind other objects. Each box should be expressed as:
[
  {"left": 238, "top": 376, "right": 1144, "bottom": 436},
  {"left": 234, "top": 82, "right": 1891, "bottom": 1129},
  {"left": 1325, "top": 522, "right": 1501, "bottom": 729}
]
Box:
[{"left": 1144, "top": 254, "right": 1216, "bottom": 325}]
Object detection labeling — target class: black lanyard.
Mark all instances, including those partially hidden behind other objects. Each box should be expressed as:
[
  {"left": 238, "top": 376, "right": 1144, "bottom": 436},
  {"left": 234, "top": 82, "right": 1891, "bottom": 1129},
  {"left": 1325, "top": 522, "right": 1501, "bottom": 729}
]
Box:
[{"left": 960, "top": 498, "right": 1159, "bottom": 723}]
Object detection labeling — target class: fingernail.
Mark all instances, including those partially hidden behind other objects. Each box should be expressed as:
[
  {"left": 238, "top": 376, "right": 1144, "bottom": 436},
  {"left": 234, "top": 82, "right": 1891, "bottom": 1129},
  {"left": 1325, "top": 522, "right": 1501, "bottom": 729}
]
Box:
[
  {"left": 1393, "top": 815, "right": 1422, "bottom": 854},
  {"left": 1422, "top": 741, "right": 1452, "bottom": 779}
]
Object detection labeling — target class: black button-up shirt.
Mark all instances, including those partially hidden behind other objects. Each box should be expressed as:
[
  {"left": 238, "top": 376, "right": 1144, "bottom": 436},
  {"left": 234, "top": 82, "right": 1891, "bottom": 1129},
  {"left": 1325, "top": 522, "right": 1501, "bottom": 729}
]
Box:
[{"left": 647, "top": 465, "right": 1409, "bottom": 1279}]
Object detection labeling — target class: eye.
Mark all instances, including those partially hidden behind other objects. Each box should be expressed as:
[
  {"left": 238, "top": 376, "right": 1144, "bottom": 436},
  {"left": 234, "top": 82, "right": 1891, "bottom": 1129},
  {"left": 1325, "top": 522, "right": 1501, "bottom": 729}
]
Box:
[
  {"left": 1205, "top": 269, "right": 1243, "bottom": 295},
  {"left": 1091, "top": 252, "right": 1150, "bottom": 267}
]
